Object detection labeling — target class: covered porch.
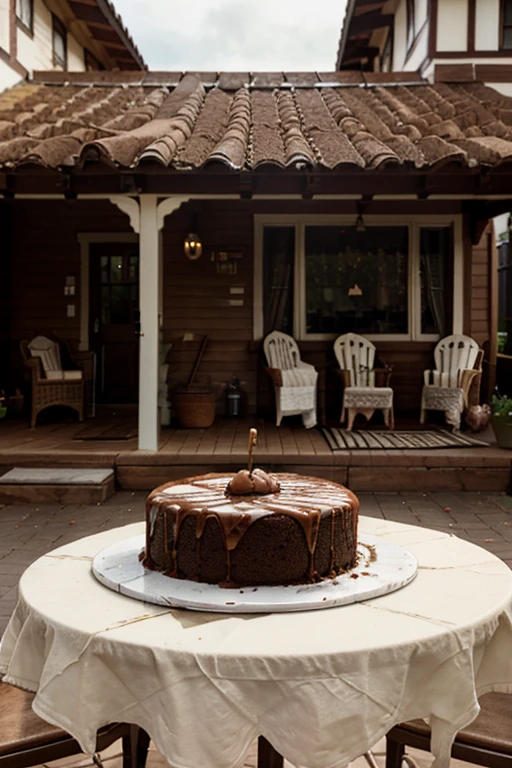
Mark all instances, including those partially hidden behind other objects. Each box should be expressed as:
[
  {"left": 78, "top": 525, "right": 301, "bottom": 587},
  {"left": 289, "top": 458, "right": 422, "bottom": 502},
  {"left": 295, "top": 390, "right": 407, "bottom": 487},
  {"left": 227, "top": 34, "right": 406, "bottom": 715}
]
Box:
[
  {"left": 0, "top": 414, "right": 510, "bottom": 492},
  {"left": 1, "top": 69, "right": 512, "bottom": 459}
]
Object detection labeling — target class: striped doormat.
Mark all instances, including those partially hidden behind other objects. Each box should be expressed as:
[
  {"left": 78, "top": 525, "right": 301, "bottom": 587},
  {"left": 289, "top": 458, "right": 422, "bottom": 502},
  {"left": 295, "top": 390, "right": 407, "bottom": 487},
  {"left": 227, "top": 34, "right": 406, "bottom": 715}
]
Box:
[{"left": 321, "top": 428, "right": 489, "bottom": 450}]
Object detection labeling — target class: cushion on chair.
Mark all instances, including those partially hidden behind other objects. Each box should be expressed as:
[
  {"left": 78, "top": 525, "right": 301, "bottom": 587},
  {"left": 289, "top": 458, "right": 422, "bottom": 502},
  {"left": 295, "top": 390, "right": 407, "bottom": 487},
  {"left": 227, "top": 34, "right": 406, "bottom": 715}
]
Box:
[
  {"left": 343, "top": 387, "right": 393, "bottom": 410},
  {"left": 0, "top": 683, "right": 67, "bottom": 756},
  {"left": 397, "top": 693, "right": 512, "bottom": 757},
  {"left": 28, "top": 337, "right": 63, "bottom": 379}
]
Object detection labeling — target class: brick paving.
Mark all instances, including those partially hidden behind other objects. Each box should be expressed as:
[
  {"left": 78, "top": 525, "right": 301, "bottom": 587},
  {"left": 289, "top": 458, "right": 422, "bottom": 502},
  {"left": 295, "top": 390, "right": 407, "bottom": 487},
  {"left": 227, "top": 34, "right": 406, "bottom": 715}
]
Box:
[{"left": 0, "top": 490, "right": 511, "bottom": 768}]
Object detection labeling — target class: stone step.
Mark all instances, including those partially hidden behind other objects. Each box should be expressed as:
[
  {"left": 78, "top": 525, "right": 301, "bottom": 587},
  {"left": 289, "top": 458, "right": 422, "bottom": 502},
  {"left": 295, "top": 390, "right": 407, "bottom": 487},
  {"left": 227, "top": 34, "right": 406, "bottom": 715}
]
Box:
[{"left": 0, "top": 468, "right": 115, "bottom": 504}]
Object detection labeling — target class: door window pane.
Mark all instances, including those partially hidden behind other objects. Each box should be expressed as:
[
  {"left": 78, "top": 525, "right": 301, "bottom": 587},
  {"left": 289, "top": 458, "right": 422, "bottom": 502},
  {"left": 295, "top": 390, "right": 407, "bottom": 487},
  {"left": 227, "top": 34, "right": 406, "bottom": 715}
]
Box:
[
  {"left": 110, "top": 255, "right": 124, "bottom": 282},
  {"left": 110, "top": 286, "right": 132, "bottom": 324},
  {"left": 263, "top": 227, "right": 295, "bottom": 336},
  {"left": 129, "top": 255, "right": 139, "bottom": 281},
  {"left": 100, "top": 256, "right": 109, "bottom": 283},
  {"left": 420, "top": 227, "right": 452, "bottom": 335},
  {"left": 305, "top": 226, "right": 408, "bottom": 334}
]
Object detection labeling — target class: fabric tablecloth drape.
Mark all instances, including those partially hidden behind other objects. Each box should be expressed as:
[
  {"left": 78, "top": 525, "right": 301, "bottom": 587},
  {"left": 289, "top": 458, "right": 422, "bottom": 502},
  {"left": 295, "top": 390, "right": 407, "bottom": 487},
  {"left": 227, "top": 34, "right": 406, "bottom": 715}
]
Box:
[{"left": 1, "top": 517, "right": 511, "bottom": 768}]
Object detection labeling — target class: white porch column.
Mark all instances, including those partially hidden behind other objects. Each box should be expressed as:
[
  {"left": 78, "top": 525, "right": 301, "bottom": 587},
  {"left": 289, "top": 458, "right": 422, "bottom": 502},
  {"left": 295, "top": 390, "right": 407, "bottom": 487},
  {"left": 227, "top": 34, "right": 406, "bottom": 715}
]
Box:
[
  {"left": 109, "top": 194, "right": 190, "bottom": 450},
  {"left": 139, "top": 195, "right": 160, "bottom": 450}
]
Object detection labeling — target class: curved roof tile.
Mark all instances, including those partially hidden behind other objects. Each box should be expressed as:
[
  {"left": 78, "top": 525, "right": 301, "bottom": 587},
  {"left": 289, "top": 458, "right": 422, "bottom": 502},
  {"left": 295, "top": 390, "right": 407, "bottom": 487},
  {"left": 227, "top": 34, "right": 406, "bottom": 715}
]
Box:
[{"left": 2, "top": 74, "right": 512, "bottom": 172}]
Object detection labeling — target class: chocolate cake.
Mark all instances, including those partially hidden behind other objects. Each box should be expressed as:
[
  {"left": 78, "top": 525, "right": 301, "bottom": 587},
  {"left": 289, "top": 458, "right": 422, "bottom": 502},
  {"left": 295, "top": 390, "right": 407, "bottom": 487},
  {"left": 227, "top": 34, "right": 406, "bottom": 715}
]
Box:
[{"left": 143, "top": 470, "right": 359, "bottom": 587}]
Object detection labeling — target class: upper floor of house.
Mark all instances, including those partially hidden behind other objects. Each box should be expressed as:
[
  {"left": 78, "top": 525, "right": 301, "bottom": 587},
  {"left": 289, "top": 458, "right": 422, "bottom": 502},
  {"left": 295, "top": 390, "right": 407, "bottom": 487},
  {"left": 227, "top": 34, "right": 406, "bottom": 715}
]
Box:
[
  {"left": 337, "top": 0, "right": 512, "bottom": 92},
  {"left": 0, "top": 0, "right": 145, "bottom": 92}
]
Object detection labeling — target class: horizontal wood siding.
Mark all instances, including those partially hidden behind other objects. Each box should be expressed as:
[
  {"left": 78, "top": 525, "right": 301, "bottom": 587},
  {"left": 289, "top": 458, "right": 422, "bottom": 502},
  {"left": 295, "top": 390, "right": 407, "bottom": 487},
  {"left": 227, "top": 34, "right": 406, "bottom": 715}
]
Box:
[
  {"left": 162, "top": 203, "right": 256, "bottom": 413},
  {"left": 8, "top": 200, "right": 132, "bottom": 386},
  {"left": 470, "top": 227, "right": 491, "bottom": 347},
  {"left": 6, "top": 199, "right": 490, "bottom": 417}
]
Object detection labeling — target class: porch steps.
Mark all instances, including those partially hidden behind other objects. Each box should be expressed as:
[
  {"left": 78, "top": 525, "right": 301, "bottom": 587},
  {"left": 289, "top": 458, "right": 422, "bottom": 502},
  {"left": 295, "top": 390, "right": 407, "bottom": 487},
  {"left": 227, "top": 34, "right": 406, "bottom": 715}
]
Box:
[
  {"left": 115, "top": 451, "right": 512, "bottom": 493},
  {"left": 0, "top": 468, "right": 115, "bottom": 504}
]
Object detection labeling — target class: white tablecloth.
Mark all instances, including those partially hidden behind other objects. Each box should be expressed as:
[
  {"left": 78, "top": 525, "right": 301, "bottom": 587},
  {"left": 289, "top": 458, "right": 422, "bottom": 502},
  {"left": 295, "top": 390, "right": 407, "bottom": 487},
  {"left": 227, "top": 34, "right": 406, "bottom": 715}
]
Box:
[{"left": 1, "top": 518, "right": 511, "bottom": 768}]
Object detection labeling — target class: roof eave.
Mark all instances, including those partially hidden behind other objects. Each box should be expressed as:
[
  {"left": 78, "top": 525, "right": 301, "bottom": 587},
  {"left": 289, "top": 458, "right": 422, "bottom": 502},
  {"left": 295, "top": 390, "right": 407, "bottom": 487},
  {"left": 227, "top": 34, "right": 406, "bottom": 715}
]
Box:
[{"left": 95, "top": 0, "right": 147, "bottom": 70}]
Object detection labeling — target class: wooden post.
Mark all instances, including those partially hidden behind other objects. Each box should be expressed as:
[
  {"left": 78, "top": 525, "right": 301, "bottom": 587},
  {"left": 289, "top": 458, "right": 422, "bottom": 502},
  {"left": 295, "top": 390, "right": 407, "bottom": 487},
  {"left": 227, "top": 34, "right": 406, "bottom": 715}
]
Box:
[{"left": 139, "top": 195, "right": 160, "bottom": 451}]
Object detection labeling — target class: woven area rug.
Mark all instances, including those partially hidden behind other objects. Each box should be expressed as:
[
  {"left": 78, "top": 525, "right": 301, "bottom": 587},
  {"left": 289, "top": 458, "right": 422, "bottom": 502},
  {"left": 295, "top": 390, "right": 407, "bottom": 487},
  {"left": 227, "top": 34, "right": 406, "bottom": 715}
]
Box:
[{"left": 321, "top": 427, "right": 489, "bottom": 450}]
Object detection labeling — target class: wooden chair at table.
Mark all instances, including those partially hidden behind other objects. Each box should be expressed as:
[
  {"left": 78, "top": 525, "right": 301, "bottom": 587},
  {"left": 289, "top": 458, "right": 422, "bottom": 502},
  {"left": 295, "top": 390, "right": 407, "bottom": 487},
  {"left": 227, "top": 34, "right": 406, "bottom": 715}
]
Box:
[
  {"left": 20, "top": 335, "right": 86, "bottom": 428},
  {"left": 385, "top": 692, "right": 512, "bottom": 768},
  {"left": 420, "top": 334, "right": 484, "bottom": 431},
  {"left": 0, "top": 681, "right": 150, "bottom": 768},
  {"left": 334, "top": 333, "right": 394, "bottom": 431}
]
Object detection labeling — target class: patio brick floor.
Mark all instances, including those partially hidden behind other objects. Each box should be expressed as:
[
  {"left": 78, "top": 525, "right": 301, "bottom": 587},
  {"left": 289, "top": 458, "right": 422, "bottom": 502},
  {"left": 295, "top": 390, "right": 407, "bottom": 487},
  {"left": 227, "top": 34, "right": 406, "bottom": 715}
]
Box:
[{"left": 0, "top": 489, "right": 511, "bottom": 768}]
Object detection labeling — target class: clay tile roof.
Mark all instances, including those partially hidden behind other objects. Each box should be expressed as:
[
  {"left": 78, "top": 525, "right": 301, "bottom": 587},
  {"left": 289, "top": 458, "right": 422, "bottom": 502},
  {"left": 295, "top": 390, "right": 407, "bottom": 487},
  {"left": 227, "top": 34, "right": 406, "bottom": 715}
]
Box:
[{"left": 2, "top": 71, "right": 512, "bottom": 172}]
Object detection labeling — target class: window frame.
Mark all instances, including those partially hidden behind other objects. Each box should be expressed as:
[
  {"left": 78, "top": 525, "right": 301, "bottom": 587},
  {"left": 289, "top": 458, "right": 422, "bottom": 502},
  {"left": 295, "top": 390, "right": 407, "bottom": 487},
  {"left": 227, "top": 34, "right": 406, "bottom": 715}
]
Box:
[
  {"left": 52, "top": 13, "right": 67, "bottom": 69},
  {"left": 15, "top": 0, "right": 33, "bottom": 35},
  {"left": 254, "top": 214, "right": 463, "bottom": 343},
  {"left": 406, "top": 0, "right": 415, "bottom": 52},
  {"left": 502, "top": 0, "right": 512, "bottom": 49}
]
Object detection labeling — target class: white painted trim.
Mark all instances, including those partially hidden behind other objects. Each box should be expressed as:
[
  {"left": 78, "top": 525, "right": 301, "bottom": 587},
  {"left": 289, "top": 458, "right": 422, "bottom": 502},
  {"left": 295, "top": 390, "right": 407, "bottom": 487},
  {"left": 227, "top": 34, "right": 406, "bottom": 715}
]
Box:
[
  {"left": 156, "top": 196, "right": 190, "bottom": 230},
  {"left": 254, "top": 213, "right": 463, "bottom": 343},
  {"left": 76, "top": 232, "right": 139, "bottom": 351},
  {"left": 109, "top": 196, "right": 140, "bottom": 233}
]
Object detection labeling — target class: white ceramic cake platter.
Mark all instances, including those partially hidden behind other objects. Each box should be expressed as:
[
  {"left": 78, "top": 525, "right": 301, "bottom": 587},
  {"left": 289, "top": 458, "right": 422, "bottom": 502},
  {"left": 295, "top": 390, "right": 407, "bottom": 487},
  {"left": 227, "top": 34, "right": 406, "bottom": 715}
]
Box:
[{"left": 92, "top": 534, "right": 418, "bottom": 613}]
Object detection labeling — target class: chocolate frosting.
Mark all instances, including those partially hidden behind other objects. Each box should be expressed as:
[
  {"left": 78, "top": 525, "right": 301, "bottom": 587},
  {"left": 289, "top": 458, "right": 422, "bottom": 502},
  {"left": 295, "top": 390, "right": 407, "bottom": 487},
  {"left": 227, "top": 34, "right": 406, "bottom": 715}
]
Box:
[
  {"left": 226, "top": 468, "right": 280, "bottom": 495},
  {"left": 144, "top": 473, "right": 359, "bottom": 583}
]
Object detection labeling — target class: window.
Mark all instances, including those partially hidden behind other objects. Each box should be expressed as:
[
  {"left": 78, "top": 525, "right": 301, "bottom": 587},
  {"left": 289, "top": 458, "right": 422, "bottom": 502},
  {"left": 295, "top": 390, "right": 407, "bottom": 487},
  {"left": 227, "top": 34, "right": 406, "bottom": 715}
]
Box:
[
  {"left": 255, "top": 216, "right": 461, "bottom": 342},
  {"left": 263, "top": 227, "right": 294, "bottom": 336},
  {"left": 420, "top": 227, "right": 452, "bottom": 336},
  {"left": 380, "top": 31, "right": 393, "bottom": 73},
  {"left": 16, "top": 0, "right": 33, "bottom": 32},
  {"left": 52, "top": 13, "right": 67, "bottom": 69},
  {"left": 503, "top": 0, "right": 512, "bottom": 49},
  {"left": 305, "top": 226, "right": 408, "bottom": 335},
  {"left": 406, "top": 0, "right": 415, "bottom": 49}
]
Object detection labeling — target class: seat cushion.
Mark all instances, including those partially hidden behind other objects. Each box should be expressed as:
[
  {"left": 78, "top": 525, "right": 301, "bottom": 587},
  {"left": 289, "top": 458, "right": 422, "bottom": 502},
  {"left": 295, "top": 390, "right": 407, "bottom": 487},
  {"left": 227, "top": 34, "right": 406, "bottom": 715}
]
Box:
[
  {"left": 0, "top": 683, "right": 67, "bottom": 756},
  {"left": 343, "top": 386, "right": 393, "bottom": 410},
  {"left": 399, "top": 692, "right": 512, "bottom": 756}
]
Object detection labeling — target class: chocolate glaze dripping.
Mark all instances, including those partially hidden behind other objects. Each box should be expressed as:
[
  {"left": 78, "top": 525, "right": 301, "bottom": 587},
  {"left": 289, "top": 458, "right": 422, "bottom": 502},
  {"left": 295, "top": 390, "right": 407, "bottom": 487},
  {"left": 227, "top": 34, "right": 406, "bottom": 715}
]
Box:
[{"left": 143, "top": 473, "right": 359, "bottom": 584}]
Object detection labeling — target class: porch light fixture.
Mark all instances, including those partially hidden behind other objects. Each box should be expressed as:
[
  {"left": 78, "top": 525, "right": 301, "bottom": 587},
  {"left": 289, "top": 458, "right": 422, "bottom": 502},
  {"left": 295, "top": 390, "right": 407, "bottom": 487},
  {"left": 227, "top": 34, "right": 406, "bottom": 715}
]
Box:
[
  {"left": 184, "top": 232, "right": 203, "bottom": 260},
  {"left": 355, "top": 213, "right": 366, "bottom": 232},
  {"left": 184, "top": 210, "right": 203, "bottom": 260}
]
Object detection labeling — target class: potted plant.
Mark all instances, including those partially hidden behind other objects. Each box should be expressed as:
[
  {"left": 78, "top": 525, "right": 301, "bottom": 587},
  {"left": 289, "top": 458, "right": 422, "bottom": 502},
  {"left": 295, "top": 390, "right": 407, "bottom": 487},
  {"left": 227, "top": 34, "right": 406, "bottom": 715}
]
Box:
[{"left": 491, "top": 394, "right": 512, "bottom": 449}]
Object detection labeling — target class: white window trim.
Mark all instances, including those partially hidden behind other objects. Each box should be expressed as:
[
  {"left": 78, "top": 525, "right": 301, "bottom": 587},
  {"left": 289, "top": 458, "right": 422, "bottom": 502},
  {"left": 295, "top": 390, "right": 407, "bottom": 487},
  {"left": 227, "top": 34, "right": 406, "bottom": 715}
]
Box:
[{"left": 254, "top": 213, "right": 463, "bottom": 342}]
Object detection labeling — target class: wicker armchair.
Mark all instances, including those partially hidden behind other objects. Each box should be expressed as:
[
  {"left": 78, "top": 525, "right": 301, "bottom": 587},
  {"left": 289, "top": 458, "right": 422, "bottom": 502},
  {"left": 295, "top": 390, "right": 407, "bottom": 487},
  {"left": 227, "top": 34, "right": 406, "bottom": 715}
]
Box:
[{"left": 20, "top": 336, "right": 85, "bottom": 428}]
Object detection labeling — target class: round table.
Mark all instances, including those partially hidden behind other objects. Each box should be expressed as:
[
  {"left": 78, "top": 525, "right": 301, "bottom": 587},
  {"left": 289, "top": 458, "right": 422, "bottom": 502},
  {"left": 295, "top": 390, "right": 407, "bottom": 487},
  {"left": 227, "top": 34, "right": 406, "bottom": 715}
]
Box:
[{"left": 1, "top": 518, "right": 511, "bottom": 768}]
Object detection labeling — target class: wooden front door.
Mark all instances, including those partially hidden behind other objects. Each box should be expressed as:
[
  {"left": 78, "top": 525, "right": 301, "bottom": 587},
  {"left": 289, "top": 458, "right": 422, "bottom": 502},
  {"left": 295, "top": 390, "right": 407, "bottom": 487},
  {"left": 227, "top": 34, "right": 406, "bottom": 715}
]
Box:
[{"left": 89, "top": 243, "right": 139, "bottom": 404}]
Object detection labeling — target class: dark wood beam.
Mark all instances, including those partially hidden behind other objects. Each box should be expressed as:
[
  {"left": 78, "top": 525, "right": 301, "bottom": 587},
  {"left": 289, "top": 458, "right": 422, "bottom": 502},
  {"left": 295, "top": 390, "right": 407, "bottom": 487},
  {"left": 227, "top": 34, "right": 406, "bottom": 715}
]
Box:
[
  {"left": 68, "top": 1, "right": 107, "bottom": 25},
  {"left": 348, "top": 12, "right": 393, "bottom": 36},
  {"left": 342, "top": 46, "right": 380, "bottom": 60}
]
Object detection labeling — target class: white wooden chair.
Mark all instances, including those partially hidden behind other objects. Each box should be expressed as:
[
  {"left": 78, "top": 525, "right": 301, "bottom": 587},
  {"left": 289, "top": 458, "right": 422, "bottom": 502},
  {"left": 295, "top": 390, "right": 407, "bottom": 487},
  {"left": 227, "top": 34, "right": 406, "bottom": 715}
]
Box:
[
  {"left": 263, "top": 331, "right": 318, "bottom": 429},
  {"left": 334, "top": 333, "right": 394, "bottom": 431},
  {"left": 420, "top": 334, "right": 483, "bottom": 430}
]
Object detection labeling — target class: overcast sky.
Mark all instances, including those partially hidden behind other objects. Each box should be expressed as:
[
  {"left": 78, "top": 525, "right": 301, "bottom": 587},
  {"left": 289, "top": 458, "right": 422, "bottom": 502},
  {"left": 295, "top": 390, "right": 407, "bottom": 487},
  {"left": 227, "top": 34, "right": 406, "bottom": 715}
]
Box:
[{"left": 116, "top": 0, "right": 347, "bottom": 72}]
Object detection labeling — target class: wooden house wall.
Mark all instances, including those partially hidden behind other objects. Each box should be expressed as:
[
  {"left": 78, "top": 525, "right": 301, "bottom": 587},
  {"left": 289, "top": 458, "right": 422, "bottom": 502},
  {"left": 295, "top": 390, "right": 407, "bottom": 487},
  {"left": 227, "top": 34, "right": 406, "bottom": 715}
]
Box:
[
  {"left": 161, "top": 203, "right": 257, "bottom": 414},
  {"left": 5, "top": 199, "right": 494, "bottom": 417},
  {"left": 0, "top": 202, "right": 12, "bottom": 392},
  {"left": 7, "top": 200, "right": 131, "bottom": 387}
]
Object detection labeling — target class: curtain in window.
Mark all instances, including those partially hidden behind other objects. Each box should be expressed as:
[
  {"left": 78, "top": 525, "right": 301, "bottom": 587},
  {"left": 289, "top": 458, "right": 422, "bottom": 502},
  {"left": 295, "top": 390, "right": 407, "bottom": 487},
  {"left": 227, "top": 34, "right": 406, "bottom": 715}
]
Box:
[{"left": 263, "top": 227, "right": 294, "bottom": 336}]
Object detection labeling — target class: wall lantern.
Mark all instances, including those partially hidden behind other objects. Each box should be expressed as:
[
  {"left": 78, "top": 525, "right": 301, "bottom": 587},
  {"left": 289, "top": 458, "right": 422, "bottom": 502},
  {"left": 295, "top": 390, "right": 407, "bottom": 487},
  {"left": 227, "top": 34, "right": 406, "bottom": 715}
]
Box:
[
  {"left": 184, "top": 210, "right": 202, "bottom": 260},
  {"left": 184, "top": 232, "right": 203, "bottom": 260}
]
